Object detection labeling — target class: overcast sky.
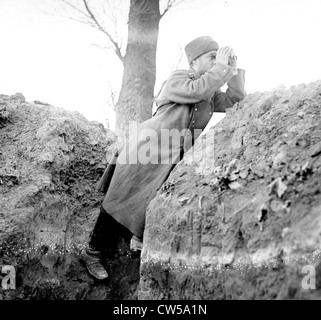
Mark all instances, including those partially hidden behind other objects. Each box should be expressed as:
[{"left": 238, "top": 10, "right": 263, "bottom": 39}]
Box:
[{"left": 1, "top": 0, "right": 321, "bottom": 129}]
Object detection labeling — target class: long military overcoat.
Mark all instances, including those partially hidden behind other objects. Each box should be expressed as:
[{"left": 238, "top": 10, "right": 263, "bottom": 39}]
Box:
[{"left": 98, "top": 62, "right": 246, "bottom": 238}]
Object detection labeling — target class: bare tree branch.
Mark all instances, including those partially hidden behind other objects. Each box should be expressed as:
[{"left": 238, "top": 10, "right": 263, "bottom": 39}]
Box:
[
  {"left": 106, "top": 81, "right": 117, "bottom": 112},
  {"left": 61, "top": 0, "right": 91, "bottom": 18},
  {"left": 56, "top": 0, "right": 124, "bottom": 62},
  {"left": 60, "top": 14, "right": 95, "bottom": 28},
  {"left": 43, "top": 1, "right": 90, "bottom": 26},
  {"left": 91, "top": 42, "right": 114, "bottom": 51},
  {"left": 82, "top": 0, "right": 124, "bottom": 62},
  {"left": 171, "top": 44, "right": 184, "bottom": 70},
  {"left": 160, "top": 0, "right": 184, "bottom": 18}
]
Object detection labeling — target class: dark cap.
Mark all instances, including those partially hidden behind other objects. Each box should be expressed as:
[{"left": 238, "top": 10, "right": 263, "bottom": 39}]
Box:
[{"left": 184, "top": 36, "right": 219, "bottom": 64}]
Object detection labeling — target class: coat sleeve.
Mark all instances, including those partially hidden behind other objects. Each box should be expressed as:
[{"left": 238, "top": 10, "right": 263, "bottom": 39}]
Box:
[
  {"left": 158, "top": 62, "right": 234, "bottom": 105},
  {"left": 96, "top": 143, "right": 125, "bottom": 193},
  {"left": 213, "top": 69, "right": 246, "bottom": 112}
]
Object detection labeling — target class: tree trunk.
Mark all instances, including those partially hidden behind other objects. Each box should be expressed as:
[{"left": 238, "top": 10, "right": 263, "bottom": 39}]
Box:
[{"left": 115, "top": 0, "right": 161, "bottom": 141}]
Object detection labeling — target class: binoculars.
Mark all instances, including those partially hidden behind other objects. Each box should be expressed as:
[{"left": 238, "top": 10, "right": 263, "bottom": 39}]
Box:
[{"left": 228, "top": 54, "right": 237, "bottom": 65}]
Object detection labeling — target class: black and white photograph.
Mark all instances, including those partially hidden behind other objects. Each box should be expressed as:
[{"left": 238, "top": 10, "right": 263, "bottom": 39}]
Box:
[{"left": 0, "top": 0, "right": 321, "bottom": 305}]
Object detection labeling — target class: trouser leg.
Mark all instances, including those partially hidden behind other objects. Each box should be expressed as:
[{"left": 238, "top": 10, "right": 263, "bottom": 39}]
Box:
[{"left": 89, "top": 206, "right": 132, "bottom": 251}]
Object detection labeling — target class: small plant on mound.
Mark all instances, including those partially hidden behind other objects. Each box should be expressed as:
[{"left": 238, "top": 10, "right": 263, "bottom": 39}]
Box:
[{"left": 0, "top": 105, "right": 13, "bottom": 128}]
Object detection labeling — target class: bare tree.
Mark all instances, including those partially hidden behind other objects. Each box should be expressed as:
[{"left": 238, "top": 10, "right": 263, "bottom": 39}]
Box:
[{"left": 54, "top": 0, "right": 184, "bottom": 141}]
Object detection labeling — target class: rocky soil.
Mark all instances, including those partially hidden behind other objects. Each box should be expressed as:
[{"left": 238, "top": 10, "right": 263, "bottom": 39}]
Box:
[
  {"left": 0, "top": 94, "right": 140, "bottom": 300},
  {"left": 139, "top": 81, "right": 321, "bottom": 299}
]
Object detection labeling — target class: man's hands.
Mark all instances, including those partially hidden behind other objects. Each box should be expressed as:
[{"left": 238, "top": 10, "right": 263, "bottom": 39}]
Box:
[
  {"left": 216, "top": 46, "right": 238, "bottom": 75},
  {"left": 216, "top": 46, "right": 233, "bottom": 65}
]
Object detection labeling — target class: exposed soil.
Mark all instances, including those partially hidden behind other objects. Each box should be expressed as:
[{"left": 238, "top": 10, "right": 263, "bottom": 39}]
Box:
[
  {"left": 140, "top": 81, "right": 321, "bottom": 299},
  {"left": 0, "top": 94, "right": 140, "bottom": 300}
]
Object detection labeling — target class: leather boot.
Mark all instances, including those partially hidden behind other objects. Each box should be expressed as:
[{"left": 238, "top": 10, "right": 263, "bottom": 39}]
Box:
[{"left": 80, "top": 248, "right": 108, "bottom": 280}]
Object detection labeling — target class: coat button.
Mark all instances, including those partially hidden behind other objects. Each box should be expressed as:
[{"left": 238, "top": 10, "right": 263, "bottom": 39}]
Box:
[{"left": 195, "top": 108, "right": 198, "bottom": 111}]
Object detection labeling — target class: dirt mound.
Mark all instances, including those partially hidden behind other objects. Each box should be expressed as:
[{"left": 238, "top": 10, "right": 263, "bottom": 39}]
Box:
[
  {"left": 140, "top": 81, "right": 321, "bottom": 299},
  {"left": 0, "top": 94, "right": 140, "bottom": 300}
]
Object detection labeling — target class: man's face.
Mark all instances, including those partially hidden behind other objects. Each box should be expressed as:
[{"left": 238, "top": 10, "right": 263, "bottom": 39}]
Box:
[{"left": 193, "top": 50, "right": 217, "bottom": 74}]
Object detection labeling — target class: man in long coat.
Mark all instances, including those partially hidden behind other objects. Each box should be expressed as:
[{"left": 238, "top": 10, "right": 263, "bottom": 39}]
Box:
[{"left": 81, "top": 36, "right": 246, "bottom": 280}]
